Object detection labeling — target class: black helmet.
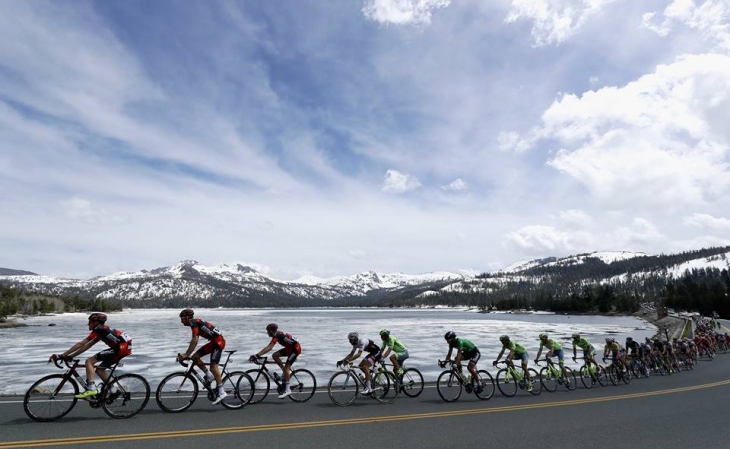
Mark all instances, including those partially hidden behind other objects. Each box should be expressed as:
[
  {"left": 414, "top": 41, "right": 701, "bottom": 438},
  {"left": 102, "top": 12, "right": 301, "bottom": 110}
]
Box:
[
  {"left": 444, "top": 331, "right": 456, "bottom": 341},
  {"left": 179, "top": 308, "right": 194, "bottom": 318},
  {"left": 626, "top": 337, "right": 633, "bottom": 342},
  {"left": 266, "top": 323, "right": 278, "bottom": 333},
  {"left": 499, "top": 335, "right": 510, "bottom": 342},
  {"left": 572, "top": 333, "right": 580, "bottom": 339},
  {"left": 88, "top": 312, "right": 107, "bottom": 323}
]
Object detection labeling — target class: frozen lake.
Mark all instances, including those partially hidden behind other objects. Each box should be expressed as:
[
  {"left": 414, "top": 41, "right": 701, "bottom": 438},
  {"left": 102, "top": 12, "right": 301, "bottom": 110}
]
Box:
[{"left": 1, "top": 308, "right": 656, "bottom": 395}]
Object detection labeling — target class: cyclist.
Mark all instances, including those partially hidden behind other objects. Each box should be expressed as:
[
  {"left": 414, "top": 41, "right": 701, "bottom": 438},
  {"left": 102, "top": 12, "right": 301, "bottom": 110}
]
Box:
[
  {"left": 493, "top": 335, "right": 533, "bottom": 392},
  {"left": 534, "top": 333, "right": 570, "bottom": 386},
  {"left": 337, "top": 332, "right": 381, "bottom": 395},
  {"left": 49, "top": 313, "right": 132, "bottom": 399},
  {"left": 177, "top": 309, "right": 228, "bottom": 405},
  {"left": 379, "top": 329, "right": 409, "bottom": 376},
  {"left": 441, "top": 331, "right": 482, "bottom": 393},
  {"left": 571, "top": 333, "right": 601, "bottom": 378},
  {"left": 250, "top": 323, "right": 302, "bottom": 399},
  {"left": 602, "top": 337, "right": 627, "bottom": 373}
]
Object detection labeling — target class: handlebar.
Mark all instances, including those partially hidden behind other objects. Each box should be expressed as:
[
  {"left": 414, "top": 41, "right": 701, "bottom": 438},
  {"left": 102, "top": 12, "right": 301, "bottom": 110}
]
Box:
[{"left": 49, "top": 355, "right": 79, "bottom": 369}]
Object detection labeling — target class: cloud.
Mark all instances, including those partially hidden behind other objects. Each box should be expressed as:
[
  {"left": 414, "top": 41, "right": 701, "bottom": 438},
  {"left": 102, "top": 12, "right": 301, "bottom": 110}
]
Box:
[
  {"left": 558, "top": 209, "right": 594, "bottom": 228},
  {"left": 642, "top": 0, "right": 730, "bottom": 53},
  {"left": 382, "top": 169, "right": 421, "bottom": 193},
  {"left": 442, "top": 178, "right": 467, "bottom": 191},
  {"left": 515, "top": 54, "right": 730, "bottom": 211},
  {"left": 61, "top": 198, "right": 123, "bottom": 225},
  {"left": 362, "top": 0, "right": 451, "bottom": 26},
  {"left": 683, "top": 213, "right": 730, "bottom": 230},
  {"left": 505, "top": 0, "right": 618, "bottom": 47},
  {"left": 613, "top": 217, "right": 663, "bottom": 245},
  {"left": 504, "top": 225, "right": 573, "bottom": 253}
]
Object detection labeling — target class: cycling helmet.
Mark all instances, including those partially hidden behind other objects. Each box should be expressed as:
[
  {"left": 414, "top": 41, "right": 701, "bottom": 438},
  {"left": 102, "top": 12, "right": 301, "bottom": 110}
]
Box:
[
  {"left": 539, "top": 333, "right": 548, "bottom": 339},
  {"left": 444, "top": 331, "right": 456, "bottom": 341},
  {"left": 347, "top": 331, "right": 359, "bottom": 341},
  {"left": 572, "top": 333, "right": 580, "bottom": 339},
  {"left": 266, "top": 323, "right": 278, "bottom": 333},
  {"left": 645, "top": 337, "right": 651, "bottom": 343},
  {"left": 605, "top": 337, "right": 612, "bottom": 343},
  {"left": 626, "top": 337, "right": 633, "bottom": 342},
  {"left": 88, "top": 312, "right": 107, "bottom": 323},
  {"left": 499, "top": 335, "right": 510, "bottom": 342},
  {"left": 379, "top": 328, "right": 390, "bottom": 337},
  {"left": 179, "top": 308, "right": 194, "bottom": 318}
]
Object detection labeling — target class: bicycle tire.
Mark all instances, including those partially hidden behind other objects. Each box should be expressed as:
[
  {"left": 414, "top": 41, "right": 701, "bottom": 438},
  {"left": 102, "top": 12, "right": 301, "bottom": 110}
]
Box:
[
  {"left": 24, "top": 374, "right": 79, "bottom": 422},
  {"left": 288, "top": 369, "right": 316, "bottom": 403},
  {"left": 327, "top": 371, "right": 357, "bottom": 406},
  {"left": 621, "top": 367, "right": 631, "bottom": 385},
  {"left": 102, "top": 374, "right": 150, "bottom": 419},
  {"left": 219, "top": 371, "right": 252, "bottom": 409},
  {"left": 474, "top": 370, "right": 495, "bottom": 400},
  {"left": 436, "top": 370, "right": 463, "bottom": 402},
  {"left": 527, "top": 368, "right": 541, "bottom": 395},
  {"left": 495, "top": 369, "right": 517, "bottom": 397},
  {"left": 155, "top": 372, "right": 198, "bottom": 413},
  {"left": 399, "top": 368, "right": 424, "bottom": 398},
  {"left": 244, "top": 369, "right": 270, "bottom": 404},
  {"left": 606, "top": 365, "right": 619, "bottom": 386},
  {"left": 539, "top": 366, "right": 558, "bottom": 392},
  {"left": 579, "top": 365, "right": 594, "bottom": 389},
  {"left": 372, "top": 371, "right": 398, "bottom": 404},
  {"left": 595, "top": 366, "right": 607, "bottom": 387},
  {"left": 559, "top": 367, "right": 576, "bottom": 391}
]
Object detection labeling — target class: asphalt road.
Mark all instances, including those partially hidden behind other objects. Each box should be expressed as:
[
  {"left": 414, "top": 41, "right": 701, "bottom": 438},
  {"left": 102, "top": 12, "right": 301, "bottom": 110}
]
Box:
[{"left": 2, "top": 355, "right": 729, "bottom": 449}]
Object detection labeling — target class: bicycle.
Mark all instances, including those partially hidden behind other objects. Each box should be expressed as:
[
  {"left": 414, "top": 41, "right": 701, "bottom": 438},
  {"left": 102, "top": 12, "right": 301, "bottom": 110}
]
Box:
[
  {"left": 574, "top": 357, "right": 606, "bottom": 388},
  {"left": 244, "top": 356, "right": 316, "bottom": 403},
  {"left": 627, "top": 355, "right": 650, "bottom": 379},
  {"left": 603, "top": 358, "right": 631, "bottom": 385},
  {"left": 494, "top": 361, "right": 541, "bottom": 397},
  {"left": 536, "top": 357, "right": 576, "bottom": 392},
  {"left": 435, "top": 359, "right": 495, "bottom": 402},
  {"left": 392, "top": 362, "right": 425, "bottom": 398},
  {"left": 327, "top": 362, "right": 398, "bottom": 406},
  {"left": 24, "top": 357, "right": 150, "bottom": 422},
  {"left": 155, "top": 350, "right": 254, "bottom": 412}
]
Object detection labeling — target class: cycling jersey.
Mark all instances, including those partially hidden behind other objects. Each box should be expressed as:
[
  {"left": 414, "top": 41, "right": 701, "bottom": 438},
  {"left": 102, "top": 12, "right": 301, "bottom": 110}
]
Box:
[
  {"left": 381, "top": 336, "right": 408, "bottom": 354},
  {"left": 604, "top": 341, "right": 621, "bottom": 352},
  {"left": 353, "top": 337, "right": 380, "bottom": 355},
  {"left": 572, "top": 338, "right": 593, "bottom": 351},
  {"left": 450, "top": 338, "right": 477, "bottom": 353},
  {"left": 504, "top": 341, "right": 527, "bottom": 355},
  {"left": 626, "top": 341, "right": 640, "bottom": 353},
  {"left": 86, "top": 325, "right": 131, "bottom": 348},
  {"left": 188, "top": 318, "right": 222, "bottom": 340},
  {"left": 540, "top": 339, "right": 561, "bottom": 351},
  {"left": 270, "top": 331, "right": 301, "bottom": 354}
]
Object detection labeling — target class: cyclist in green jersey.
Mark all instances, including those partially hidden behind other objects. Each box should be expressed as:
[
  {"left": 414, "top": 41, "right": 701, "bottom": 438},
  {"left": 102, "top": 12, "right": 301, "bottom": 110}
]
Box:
[
  {"left": 379, "top": 329, "right": 408, "bottom": 376},
  {"left": 441, "top": 331, "right": 483, "bottom": 393},
  {"left": 493, "top": 335, "right": 533, "bottom": 391},
  {"left": 534, "top": 333, "right": 570, "bottom": 386},
  {"left": 571, "top": 333, "right": 601, "bottom": 374}
]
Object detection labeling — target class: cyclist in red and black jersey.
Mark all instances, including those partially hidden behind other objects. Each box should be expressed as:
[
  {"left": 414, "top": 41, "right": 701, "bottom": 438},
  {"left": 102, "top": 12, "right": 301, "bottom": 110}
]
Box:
[
  {"left": 49, "top": 313, "right": 132, "bottom": 399},
  {"left": 177, "top": 309, "right": 228, "bottom": 405},
  {"left": 250, "top": 323, "right": 302, "bottom": 399}
]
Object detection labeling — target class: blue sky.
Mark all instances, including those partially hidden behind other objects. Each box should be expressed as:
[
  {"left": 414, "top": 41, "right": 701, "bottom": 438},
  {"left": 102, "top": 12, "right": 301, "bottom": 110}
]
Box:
[{"left": 1, "top": 0, "right": 729, "bottom": 280}]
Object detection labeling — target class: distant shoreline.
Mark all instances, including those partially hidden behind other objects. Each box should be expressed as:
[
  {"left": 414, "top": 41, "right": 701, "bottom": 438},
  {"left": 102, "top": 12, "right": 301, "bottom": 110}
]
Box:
[{"left": 0, "top": 320, "right": 27, "bottom": 328}]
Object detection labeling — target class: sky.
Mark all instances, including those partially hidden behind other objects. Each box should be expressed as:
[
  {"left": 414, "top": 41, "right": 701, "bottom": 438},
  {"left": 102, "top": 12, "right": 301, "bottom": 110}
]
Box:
[{"left": 1, "top": 0, "right": 729, "bottom": 281}]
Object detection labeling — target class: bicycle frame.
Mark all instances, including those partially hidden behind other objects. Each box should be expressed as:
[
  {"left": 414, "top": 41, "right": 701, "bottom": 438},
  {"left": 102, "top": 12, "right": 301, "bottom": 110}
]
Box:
[
  {"left": 248, "top": 357, "right": 285, "bottom": 387},
  {"left": 180, "top": 350, "right": 235, "bottom": 393},
  {"left": 54, "top": 358, "right": 122, "bottom": 404}
]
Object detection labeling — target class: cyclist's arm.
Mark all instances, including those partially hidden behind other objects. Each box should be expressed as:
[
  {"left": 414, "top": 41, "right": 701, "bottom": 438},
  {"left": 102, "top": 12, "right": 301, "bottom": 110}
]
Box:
[
  {"left": 256, "top": 341, "right": 277, "bottom": 357},
  {"left": 506, "top": 349, "right": 515, "bottom": 361},
  {"left": 454, "top": 349, "right": 464, "bottom": 364},
  {"left": 535, "top": 346, "right": 543, "bottom": 361},
  {"left": 381, "top": 343, "right": 392, "bottom": 358},
  {"left": 65, "top": 338, "right": 96, "bottom": 358},
  {"left": 494, "top": 347, "right": 505, "bottom": 363},
  {"left": 445, "top": 346, "right": 454, "bottom": 361},
  {"left": 182, "top": 335, "right": 200, "bottom": 358},
  {"left": 344, "top": 348, "right": 362, "bottom": 363}
]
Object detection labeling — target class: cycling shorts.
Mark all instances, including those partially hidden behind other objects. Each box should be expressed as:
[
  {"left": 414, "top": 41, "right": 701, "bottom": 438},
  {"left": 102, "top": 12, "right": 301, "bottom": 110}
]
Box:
[
  {"left": 394, "top": 350, "right": 410, "bottom": 365},
  {"left": 551, "top": 349, "right": 565, "bottom": 361},
  {"left": 512, "top": 352, "right": 528, "bottom": 364},
  {"left": 462, "top": 348, "right": 481, "bottom": 365},
  {"left": 582, "top": 347, "right": 596, "bottom": 359},
  {"left": 364, "top": 350, "right": 382, "bottom": 366},
  {"left": 195, "top": 337, "right": 226, "bottom": 364},
  {"left": 273, "top": 347, "right": 300, "bottom": 365},
  {"left": 95, "top": 341, "right": 132, "bottom": 368}
]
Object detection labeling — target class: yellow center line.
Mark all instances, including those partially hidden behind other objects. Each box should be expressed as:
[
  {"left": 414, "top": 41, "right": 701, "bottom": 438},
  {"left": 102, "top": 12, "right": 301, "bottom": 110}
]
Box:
[{"left": 3, "top": 379, "right": 730, "bottom": 449}]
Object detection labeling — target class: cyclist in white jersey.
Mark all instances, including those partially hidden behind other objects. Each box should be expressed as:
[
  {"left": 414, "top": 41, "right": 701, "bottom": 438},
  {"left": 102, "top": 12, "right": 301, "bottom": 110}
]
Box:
[{"left": 337, "top": 332, "right": 382, "bottom": 394}]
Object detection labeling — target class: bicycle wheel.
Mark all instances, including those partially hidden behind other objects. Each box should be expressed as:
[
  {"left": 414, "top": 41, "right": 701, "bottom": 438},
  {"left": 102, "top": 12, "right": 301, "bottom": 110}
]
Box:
[
  {"left": 474, "top": 370, "right": 495, "bottom": 400},
  {"left": 399, "top": 368, "right": 424, "bottom": 398},
  {"left": 24, "top": 375, "right": 79, "bottom": 422},
  {"left": 539, "top": 367, "right": 558, "bottom": 392},
  {"left": 436, "top": 370, "right": 462, "bottom": 402},
  {"left": 495, "top": 369, "right": 517, "bottom": 397},
  {"left": 219, "top": 371, "right": 252, "bottom": 409},
  {"left": 562, "top": 367, "right": 576, "bottom": 390},
  {"left": 595, "top": 366, "right": 607, "bottom": 387},
  {"left": 288, "top": 369, "right": 316, "bottom": 403},
  {"left": 579, "top": 365, "right": 594, "bottom": 389},
  {"left": 606, "top": 365, "right": 619, "bottom": 386},
  {"left": 527, "top": 368, "right": 541, "bottom": 395},
  {"left": 102, "top": 374, "right": 150, "bottom": 419},
  {"left": 327, "top": 371, "right": 358, "bottom": 406},
  {"left": 372, "top": 371, "right": 398, "bottom": 404},
  {"left": 244, "top": 369, "right": 270, "bottom": 404},
  {"left": 621, "top": 367, "right": 631, "bottom": 385},
  {"left": 155, "top": 372, "right": 198, "bottom": 413}
]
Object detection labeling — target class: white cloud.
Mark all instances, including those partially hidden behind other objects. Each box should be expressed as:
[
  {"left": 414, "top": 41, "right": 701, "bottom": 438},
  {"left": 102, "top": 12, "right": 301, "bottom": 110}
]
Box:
[
  {"left": 613, "top": 217, "right": 663, "bottom": 245},
  {"left": 504, "top": 225, "right": 573, "bottom": 253},
  {"left": 517, "top": 54, "right": 730, "bottom": 211},
  {"left": 497, "top": 131, "right": 533, "bottom": 153},
  {"left": 362, "top": 0, "right": 451, "bottom": 26},
  {"left": 683, "top": 213, "right": 730, "bottom": 229},
  {"left": 505, "top": 0, "right": 618, "bottom": 47},
  {"left": 382, "top": 169, "right": 421, "bottom": 193},
  {"left": 589, "top": 76, "right": 600, "bottom": 85},
  {"left": 442, "top": 178, "right": 467, "bottom": 191},
  {"left": 642, "top": 0, "right": 730, "bottom": 52},
  {"left": 558, "top": 209, "right": 594, "bottom": 228},
  {"left": 61, "top": 198, "right": 123, "bottom": 225}
]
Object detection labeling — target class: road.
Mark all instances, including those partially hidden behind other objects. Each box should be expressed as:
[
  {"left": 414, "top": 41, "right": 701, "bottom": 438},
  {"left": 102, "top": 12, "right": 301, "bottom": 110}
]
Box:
[{"left": 1, "top": 356, "right": 729, "bottom": 449}]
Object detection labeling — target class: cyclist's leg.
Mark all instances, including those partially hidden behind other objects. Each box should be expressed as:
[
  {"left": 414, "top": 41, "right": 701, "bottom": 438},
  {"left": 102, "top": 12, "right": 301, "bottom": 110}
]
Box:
[
  {"left": 359, "top": 356, "right": 373, "bottom": 384},
  {"left": 283, "top": 350, "right": 298, "bottom": 383},
  {"left": 466, "top": 350, "right": 481, "bottom": 384},
  {"left": 555, "top": 349, "right": 568, "bottom": 378},
  {"left": 394, "top": 350, "right": 409, "bottom": 375}
]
